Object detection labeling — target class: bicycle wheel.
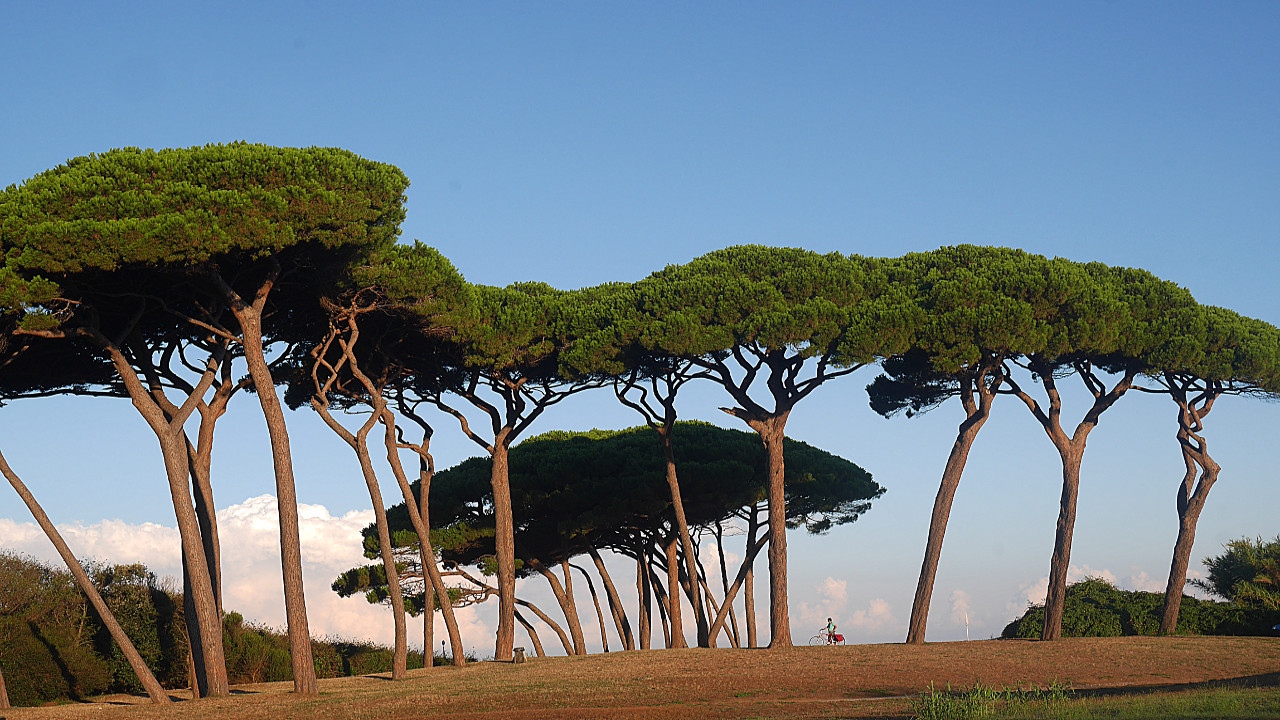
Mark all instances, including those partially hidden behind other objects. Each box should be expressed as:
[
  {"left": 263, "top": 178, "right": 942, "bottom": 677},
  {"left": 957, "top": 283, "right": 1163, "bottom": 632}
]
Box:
[{"left": 808, "top": 634, "right": 825, "bottom": 646}]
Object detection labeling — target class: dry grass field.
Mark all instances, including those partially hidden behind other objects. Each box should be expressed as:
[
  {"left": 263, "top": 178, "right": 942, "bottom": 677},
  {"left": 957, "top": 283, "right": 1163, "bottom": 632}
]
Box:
[{"left": 5, "top": 636, "right": 1279, "bottom": 720}]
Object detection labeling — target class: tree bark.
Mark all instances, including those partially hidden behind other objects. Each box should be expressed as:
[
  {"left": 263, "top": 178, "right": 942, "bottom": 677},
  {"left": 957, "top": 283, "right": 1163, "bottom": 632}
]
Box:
[
  {"left": 1042, "top": 444, "right": 1084, "bottom": 641},
  {"left": 907, "top": 371, "right": 999, "bottom": 644},
  {"left": 662, "top": 533, "right": 687, "bottom": 648},
  {"left": 636, "top": 553, "right": 652, "bottom": 650},
  {"left": 529, "top": 558, "right": 587, "bottom": 655},
  {"left": 233, "top": 307, "right": 316, "bottom": 694},
  {"left": 1159, "top": 380, "right": 1221, "bottom": 634},
  {"left": 514, "top": 609, "right": 546, "bottom": 657},
  {"left": 380, "top": 415, "right": 467, "bottom": 667},
  {"left": 658, "top": 427, "right": 709, "bottom": 646},
  {"left": 491, "top": 438, "right": 518, "bottom": 660},
  {"left": 745, "top": 504, "right": 760, "bottom": 648},
  {"left": 589, "top": 546, "right": 634, "bottom": 650},
  {"left": 758, "top": 414, "right": 792, "bottom": 647},
  {"left": 1, "top": 449, "right": 171, "bottom": 704},
  {"left": 572, "top": 563, "right": 610, "bottom": 651}
]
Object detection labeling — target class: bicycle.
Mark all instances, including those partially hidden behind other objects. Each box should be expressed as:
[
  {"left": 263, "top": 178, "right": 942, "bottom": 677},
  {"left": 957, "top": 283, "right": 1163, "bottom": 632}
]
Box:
[{"left": 808, "top": 629, "right": 845, "bottom": 646}]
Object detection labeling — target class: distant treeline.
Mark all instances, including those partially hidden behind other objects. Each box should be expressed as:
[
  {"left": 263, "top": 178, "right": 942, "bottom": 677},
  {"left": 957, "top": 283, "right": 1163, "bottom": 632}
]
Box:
[{"left": 0, "top": 552, "right": 435, "bottom": 707}]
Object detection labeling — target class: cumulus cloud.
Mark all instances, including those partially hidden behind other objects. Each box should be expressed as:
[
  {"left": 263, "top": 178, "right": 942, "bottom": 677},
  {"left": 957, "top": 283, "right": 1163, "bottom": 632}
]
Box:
[
  {"left": 846, "top": 598, "right": 895, "bottom": 631},
  {"left": 0, "top": 495, "right": 499, "bottom": 656}
]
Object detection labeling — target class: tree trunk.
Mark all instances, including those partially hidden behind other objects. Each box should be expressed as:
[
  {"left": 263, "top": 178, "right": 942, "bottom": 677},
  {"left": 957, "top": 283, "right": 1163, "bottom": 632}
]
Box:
[
  {"left": 1, "top": 449, "right": 171, "bottom": 704},
  {"left": 714, "top": 521, "right": 741, "bottom": 648},
  {"left": 589, "top": 546, "right": 634, "bottom": 650},
  {"left": 234, "top": 308, "right": 316, "bottom": 694},
  {"left": 707, "top": 534, "right": 769, "bottom": 640},
  {"left": 907, "top": 377, "right": 995, "bottom": 644},
  {"left": 758, "top": 414, "right": 792, "bottom": 647},
  {"left": 658, "top": 428, "right": 708, "bottom": 646},
  {"left": 662, "top": 534, "right": 687, "bottom": 648},
  {"left": 530, "top": 558, "right": 587, "bottom": 655},
  {"left": 572, "top": 563, "right": 610, "bottom": 651},
  {"left": 636, "top": 553, "right": 652, "bottom": 650},
  {"left": 379, "top": 415, "right": 467, "bottom": 667},
  {"left": 514, "top": 609, "right": 546, "bottom": 657},
  {"left": 490, "top": 440, "right": 518, "bottom": 661},
  {"left": 0, "top": 650, "right": 9, "bottom": 709},
  {"left": 1042, "top": 445, "right": 1083, "bottom": 641},
  {"left": 745, "top": 506, "right": 760, "bottom": 648},
  {"left": 516, "top": 597, "right": 574, "bottom": 656},
  {"left": 1159, "top": 385, "right": 1221, "bottom": 635},
  {"left": 355, "top": 443, "right": 408, "bottom": 678}
]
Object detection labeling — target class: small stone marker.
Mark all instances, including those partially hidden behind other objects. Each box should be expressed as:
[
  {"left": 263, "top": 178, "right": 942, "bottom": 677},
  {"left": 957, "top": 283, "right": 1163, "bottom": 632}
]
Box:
[{"left": 513, "top": 647, "right": 527, "bottom": 664}]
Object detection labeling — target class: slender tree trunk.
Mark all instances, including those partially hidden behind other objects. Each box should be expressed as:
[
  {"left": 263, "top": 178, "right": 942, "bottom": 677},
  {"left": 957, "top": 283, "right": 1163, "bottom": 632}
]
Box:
[
  {"left": 662, "top": 534, "right": 687, "bottom": 648},
  {"left": 561, "top": 559, "right": 587, "bottom": 654},
  {"left": 355, "top": 444, "right": 408, "bottom": 678},
  {"left": 745, "top": 507, "right": 760, "bottom": 648},
  {"left": 516, "top": 597, "right": 574, "bottom": 655},
  {"left": 757, "top": 414, "right": 792, "bottom": 647},
  {"left": 707, "top": 534, "right": 769, "bottom": 640},
  {"left": 637, "top": 553, "right": 652, "bottom": 650},
  {"left": 589, "top": 546, "right": 634, "bottom": 650},
  {"left": 1160, "top": 385, "right": 1221, "bottom": 634},
  {"left": 234, "top": 308, "right": 316, "bottom": 694},
  {"left": 714, "top": 521, "right": 741, "bottom": 648},
  {"left": 650, "top": 561, "right": 673, "bottom": 648},
  {"left": 907, "top": 377, "right": 996, "bottom": 644},
  {"left": 380, "top": 415, "right": 467, "bottom": 666},
  {"left": 514, "top": 609, "right": 546, "bottom": 657},
  {"left": 1043, "top": 446, "right": 1084, "bottom": 640},
  {"left": 491, "top": 439, "right": 518, "bottom": 660},
  {"left": 530, "top": 558, "right": 587, "bottom": 655},
  {"left": 572, "top": 563, "right": 610, "bottom": 651},
  {"left": 1, "top": 449, "right": 170, "bottom": 704},
  {"left": 658, "top": 428, "right": 708, "bottom": 646}
]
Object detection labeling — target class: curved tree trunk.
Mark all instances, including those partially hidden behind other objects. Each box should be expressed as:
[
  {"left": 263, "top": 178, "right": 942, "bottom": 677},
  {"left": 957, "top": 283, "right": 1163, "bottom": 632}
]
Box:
[
  {"left": 907, "top": 374, "right": 997, "bottom": 644},
  {"left": 380, "top": 415, "right": 467, "bottom": 667},
  {"left": 1, "top": 449, "right": 171, "bottom": 705},
  {"left": 530, "top": 558, "right": 587, "bottom": 655},
  {"left": 589, "top": 546, "right": 634, "bottom": 650},
  {"left": 232, "top": 306, "right": 316, "bottom": 694},
  {"left": 658, "top": 428, "right": 708, "bottom": 646},
  {"left": 1159, "top": 381, "right": 1221, "bottom": 634},
  {"left": 572, "top": 563, "right": 610, "bottom": 651},
  {"left": 707, "top": 533, "right": 769, "bottom": 640},
  {"left": 355, "top": 443, "right": 408, "bottom": 678},
  {"left": 514, "top": 609, "right": 546, "bottom": 657}
]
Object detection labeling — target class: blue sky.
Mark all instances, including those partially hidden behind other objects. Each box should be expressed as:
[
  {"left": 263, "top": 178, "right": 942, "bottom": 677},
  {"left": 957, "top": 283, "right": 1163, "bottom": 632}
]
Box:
[{"left": 2, "top": 2, "right": 1278, "bottom": 651}]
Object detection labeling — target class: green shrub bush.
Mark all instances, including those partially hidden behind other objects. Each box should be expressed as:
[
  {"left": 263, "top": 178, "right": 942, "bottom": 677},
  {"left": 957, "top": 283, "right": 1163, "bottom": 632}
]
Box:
[{"left": 1002, "top": 577, "right": 1277, "bottom": 639}]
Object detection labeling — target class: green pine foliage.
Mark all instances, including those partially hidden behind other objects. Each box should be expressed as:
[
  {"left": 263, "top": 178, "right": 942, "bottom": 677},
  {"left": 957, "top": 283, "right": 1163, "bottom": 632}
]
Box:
[{"left": 1001, "top": 578, "right": 1274, "bottom": 639}]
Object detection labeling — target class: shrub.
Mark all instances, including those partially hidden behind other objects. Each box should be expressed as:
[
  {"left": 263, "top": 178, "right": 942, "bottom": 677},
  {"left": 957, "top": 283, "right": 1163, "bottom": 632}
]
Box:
[{"left": 1002, "top": 577, "right": 1276, "bottom": 639}]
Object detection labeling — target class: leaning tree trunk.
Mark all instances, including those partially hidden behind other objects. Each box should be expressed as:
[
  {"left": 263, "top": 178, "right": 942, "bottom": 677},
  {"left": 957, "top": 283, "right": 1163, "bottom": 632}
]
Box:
[
  {"left": 1, "top": 449, "right": 171, "bottom": 704},
  {"left": 572, "top": 563, "right": 610, "bottom": 651},
  {"left": 233, "top": 308, "right": 316, "bottom": 694},
  {"left": 588, "top": 546, "right": 634, "bottom": 650},
  {"left": 658, "top": 427, "right": 709, "bottom": 646},
  {"left": 1042, "top": 444, "right": 1084, "bottom": 641},
  {"left": 529, "top": 558, "right": 587, "bottom": 655},
  {"left": 907, "top": 378, "right": 996, "bottom": 644},
  {"left": 514, "top": 609, "right": 546, "bottom": 657},
  {"left": 744, "top": 505, "right": 761, "bottom": 648},
  {"left": 379, "top": 414, "right": 467, "bottom": 667}
]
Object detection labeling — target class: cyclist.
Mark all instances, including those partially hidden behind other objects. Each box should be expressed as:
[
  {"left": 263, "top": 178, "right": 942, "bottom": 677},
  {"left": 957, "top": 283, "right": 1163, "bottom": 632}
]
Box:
[{"left": 825, "top": 617, "right": 838, "bottom": 644}]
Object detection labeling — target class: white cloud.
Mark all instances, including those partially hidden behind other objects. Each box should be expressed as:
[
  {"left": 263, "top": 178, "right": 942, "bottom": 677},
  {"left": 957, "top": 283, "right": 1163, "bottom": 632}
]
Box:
[
  {"left": 950, "top": 589, "right": 971, "bottom": 626},
  {"left": 846, "top": 598, "right": 894, "bottom": 631}
]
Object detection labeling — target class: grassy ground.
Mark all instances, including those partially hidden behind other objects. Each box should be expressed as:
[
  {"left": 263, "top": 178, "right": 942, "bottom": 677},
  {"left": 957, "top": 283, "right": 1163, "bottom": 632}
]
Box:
[{"left": 4, "top": 636, "right": 1279, "bottom": 719}]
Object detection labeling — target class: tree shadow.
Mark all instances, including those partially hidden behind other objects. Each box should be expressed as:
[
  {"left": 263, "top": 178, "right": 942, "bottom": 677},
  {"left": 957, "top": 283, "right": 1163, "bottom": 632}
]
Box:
[
  {"left": 28, "top": 620, "right": 80, "bottom": 701},
  {"left": 1076, "top": 670, "right": 1280, "bottom": 697}
]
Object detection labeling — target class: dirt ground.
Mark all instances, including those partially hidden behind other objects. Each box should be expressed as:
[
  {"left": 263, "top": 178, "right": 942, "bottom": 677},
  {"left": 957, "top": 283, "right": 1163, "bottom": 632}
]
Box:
[{"left": 6, "top": 636, "right": 1280, "bottom": 720}]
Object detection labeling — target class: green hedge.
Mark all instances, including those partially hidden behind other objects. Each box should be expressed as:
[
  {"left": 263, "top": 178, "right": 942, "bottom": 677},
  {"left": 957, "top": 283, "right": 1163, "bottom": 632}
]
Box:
[{"left": 1002, "top": 577, "right": 1279, "bottom": 639}]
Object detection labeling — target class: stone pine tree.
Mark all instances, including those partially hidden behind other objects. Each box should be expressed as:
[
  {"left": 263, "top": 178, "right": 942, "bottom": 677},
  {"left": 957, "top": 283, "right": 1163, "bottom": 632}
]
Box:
[
  {"left": 422, "top": 282, "right": 600, "bottom": 660},
  {"left": 0, "top": 143, "right": 410, "bottom": 694},
  {"left": 1001, "top": 261, "right": 1198, "bottom": 641},
  {"left": 869, "top": 246, "right": 1094, "bottom": 644},
  {"left": 294, "top": 242, "right": 470, "bottom": 671},
  {"left": 1138, "top": 305, "right": 1280, "bottom": 633},
  {"left": 629, "top": 246, "right": 913, "bottom": 646}
]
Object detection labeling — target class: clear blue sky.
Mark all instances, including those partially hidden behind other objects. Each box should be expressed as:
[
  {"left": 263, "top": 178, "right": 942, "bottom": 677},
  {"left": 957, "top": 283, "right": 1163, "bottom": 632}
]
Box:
[{"left": 2, "top": 2, "right": 1278, "bottom": 648}]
